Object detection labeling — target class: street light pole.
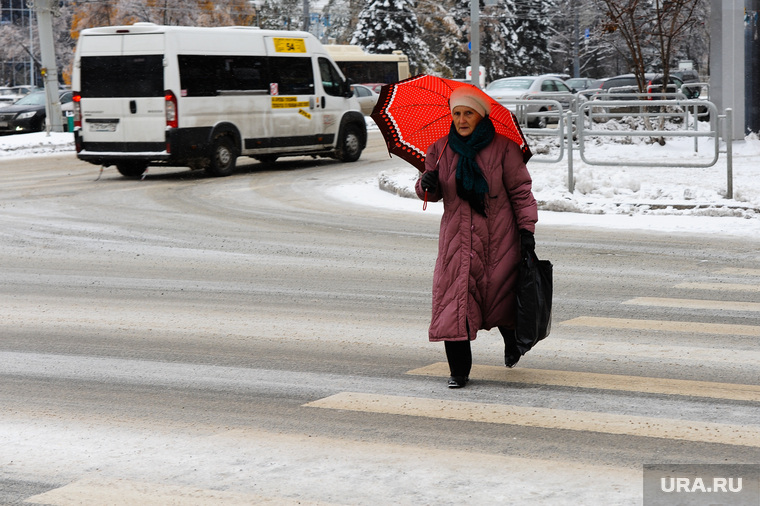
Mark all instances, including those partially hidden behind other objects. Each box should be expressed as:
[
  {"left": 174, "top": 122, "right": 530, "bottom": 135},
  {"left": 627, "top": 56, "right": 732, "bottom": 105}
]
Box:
[
  {"left": 470, "top": 0, "right": 479, "bottom": 88},
  {"left": 573, "top": 0, "right": 580, "bottom": 78},
  {"left": 32, "top": 0, "right": 63, "bottom": 133}
]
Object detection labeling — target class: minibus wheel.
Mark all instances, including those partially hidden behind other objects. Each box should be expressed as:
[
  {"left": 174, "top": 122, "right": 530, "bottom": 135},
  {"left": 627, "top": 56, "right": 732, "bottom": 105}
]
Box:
[
  {"left": 206, "top": 135, "right": 237, "bottom": 177},
  {"left": 335, "top": 124, "right": 362, "bottom": 162},
  {"left": 116, "top": 161, "right": 148, "bottom": 178}
]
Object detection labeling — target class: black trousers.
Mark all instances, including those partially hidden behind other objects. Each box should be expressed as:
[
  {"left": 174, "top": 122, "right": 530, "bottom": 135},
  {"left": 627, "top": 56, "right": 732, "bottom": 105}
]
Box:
[
  {"left": 444, "top": 326, "right": 518, "bottom": 377},
  {"left": 444, "top": 340, "right": 472, "bottom": 378}
]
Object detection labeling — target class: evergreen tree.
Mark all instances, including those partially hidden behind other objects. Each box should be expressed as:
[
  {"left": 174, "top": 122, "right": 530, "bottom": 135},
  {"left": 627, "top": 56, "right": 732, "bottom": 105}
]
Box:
[
  {"left": 480, "top": 0, "right": 512, "bottom": 81},
  {"left": 415, "top": 0, "right": 454, "bottom": 77},
  {"left": 502, "top": 0, "right": 554, "bottom": 76},
  {"left": 350, "top": 0, "right": 432, "bottom": 74},
  {"left": 439, "top": 0, "right": 474, "bottom": 79},
  {"left": 323, "top": 0, "right": 362, "bottom": 44},
  {"left": 257, "top": 0, "right": 303, "bottom": 30}
]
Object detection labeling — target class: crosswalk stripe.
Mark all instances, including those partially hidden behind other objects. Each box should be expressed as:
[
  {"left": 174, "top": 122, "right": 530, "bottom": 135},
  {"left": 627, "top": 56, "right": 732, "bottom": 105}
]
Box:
[
  {"left": 675, "top": 282, "right": 760, "bottom": 292},
  {"left": 25, "top": 477, "right": 312, "bottom": 506},
  {"left": 305, "top": 392, "right": 760, "bottom": 448},
  {"left": 562, "top": 316, "right": 760, "bottom": 336},
  {"left": 406, "top": 363, "right": 760, "bottom": 402},
  {"left": 622, "top": 297, "right": 760, "bottom": 312},
  {"left": 717, "top": 267, "right": 760, "bottom": 276}
]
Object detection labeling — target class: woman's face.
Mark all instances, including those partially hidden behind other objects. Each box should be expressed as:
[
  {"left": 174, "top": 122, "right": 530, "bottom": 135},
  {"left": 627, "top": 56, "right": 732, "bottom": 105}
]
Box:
[{"left": 452, "top": 106, "right": 483, "bottom": 137}]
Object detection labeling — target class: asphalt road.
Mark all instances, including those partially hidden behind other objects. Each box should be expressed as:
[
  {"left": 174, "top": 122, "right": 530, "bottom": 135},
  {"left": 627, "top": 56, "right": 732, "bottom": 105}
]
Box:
[{"left": 1, "top": 132, "right": 759, "bottom": 505}]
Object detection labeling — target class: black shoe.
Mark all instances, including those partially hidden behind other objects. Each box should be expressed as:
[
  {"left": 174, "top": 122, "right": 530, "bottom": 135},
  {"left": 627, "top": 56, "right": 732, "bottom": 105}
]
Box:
[
  {"left": 501, "top": 327, "right": 521, "bottom": 368},
  {"left": 447, "top": 376, "right": 469, "bottom": 388}
]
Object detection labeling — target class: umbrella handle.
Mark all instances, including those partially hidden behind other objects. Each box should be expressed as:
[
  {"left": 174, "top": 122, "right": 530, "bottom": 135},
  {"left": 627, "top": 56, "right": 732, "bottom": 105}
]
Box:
[{"left": 423, "top": 145, "right": 446, "bottom": 211}]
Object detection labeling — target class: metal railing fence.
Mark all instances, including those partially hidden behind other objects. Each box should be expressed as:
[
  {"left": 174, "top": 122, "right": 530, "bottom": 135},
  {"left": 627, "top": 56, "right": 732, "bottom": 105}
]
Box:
[{"left": 500, "top": 91, "right": 735, "bottom": 198}]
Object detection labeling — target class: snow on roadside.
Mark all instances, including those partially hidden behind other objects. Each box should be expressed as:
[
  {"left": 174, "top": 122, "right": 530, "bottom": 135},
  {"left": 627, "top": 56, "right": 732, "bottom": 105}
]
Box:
[
  {"left": 0, "top": 131, "right": 75, "bottom": 158},
  {"left": 5, "top": 127, "right": 760, "bottom": 237}
]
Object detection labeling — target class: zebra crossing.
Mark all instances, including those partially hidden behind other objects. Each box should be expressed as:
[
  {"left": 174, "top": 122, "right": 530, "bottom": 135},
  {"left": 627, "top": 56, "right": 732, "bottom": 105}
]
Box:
[
  {"left": 10, "top": 267, "right": 760, "bottom": 505},
  {"left": 306, "top": 267, "right": 760, "bottom": 450}
]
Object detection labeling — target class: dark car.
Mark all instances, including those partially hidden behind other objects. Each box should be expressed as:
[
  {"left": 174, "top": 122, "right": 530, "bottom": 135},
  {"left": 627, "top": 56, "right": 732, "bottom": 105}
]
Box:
[
  {"left": 0, "top": 90, "right": 73, "bottom": 134},
  {"left": 565, "top": 77, "right": 595, "bottom": 91},
  {"left": 671, "top": 69, "right": 700, "bottom": 84},
  {"left": 587, "top": 73, "right": 706, "bottom": 121},
  {"left": 589, "top": 73, "right": 698, "bottom": 99}
]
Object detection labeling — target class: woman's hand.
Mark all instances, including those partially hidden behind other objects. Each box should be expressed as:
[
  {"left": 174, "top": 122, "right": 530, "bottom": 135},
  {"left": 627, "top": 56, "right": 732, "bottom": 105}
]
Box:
[
  {"left": 420, "top": 171, "right": 439, "bottom": 193},
  {"left": 519, "top": 230, "right": 535, "bottom": 257}
]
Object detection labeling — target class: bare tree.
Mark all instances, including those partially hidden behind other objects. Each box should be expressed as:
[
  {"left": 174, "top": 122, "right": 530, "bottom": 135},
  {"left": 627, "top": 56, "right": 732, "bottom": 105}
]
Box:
[
  {"left": 0, "top": 23, "right": 35, "bottom": 86},
  {"left": 547, "top": 0, "right": 615, "bottom": 78},
  {"left": 595, "top": 0, "right": 702, "bottom": 93},
  {"left": 70, "top": 0, "right": 120, "bottom": 36},
  {"left": 71, "top": 0, "right": 256, "bottom": 31},
  {"left": 595, "top": 0, "right": 703, "bottom": 143}
]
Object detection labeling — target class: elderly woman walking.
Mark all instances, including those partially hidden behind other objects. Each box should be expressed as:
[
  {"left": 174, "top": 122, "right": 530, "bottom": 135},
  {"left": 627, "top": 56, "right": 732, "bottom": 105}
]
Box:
[{"left": 415, "top": 86, "right": 538, "bottom": 388}]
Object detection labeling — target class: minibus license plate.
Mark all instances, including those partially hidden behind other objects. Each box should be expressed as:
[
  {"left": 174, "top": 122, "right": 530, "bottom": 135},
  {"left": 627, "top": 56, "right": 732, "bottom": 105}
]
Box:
[{"left": 90, "top": 122, "right": 117, "bottom": 132}]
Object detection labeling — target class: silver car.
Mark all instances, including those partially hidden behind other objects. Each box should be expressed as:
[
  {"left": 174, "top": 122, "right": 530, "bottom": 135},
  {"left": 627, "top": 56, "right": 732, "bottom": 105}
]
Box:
[
  {"left": 484, "top": 75, "right": 575, "bottom": 128},
  {"left": 351, "top": 84, "right": 379, "bottom": 116}
]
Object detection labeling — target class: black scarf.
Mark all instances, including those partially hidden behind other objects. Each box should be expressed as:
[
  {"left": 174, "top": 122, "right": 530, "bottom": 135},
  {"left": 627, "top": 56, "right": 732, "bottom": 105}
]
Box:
[{"left": 447, "top": 116, "right": 495, "bottom": 217}]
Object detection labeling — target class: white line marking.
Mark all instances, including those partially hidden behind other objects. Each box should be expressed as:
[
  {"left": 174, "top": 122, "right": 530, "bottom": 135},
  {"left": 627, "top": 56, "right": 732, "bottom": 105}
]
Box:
[
  {"left": 675, "top": 282, "right": 760, "bottom": 292},
  {"left": 306, "top": 392, "right": 760, "bottom": 447},
  {"left": 622, "top": 297, "right": 760, "bottom": 312},
  {"left": 407, "top": 363, "right": 760, "bottom": 402},
  {"left": 25, "top": 477, "right": 319, "bottom": 506},
  {"left": 716, "top": 268, "right": 760, "bottom": 276},
  {"left": 562, "top": 316, "right": 760, "bottom": 336}
]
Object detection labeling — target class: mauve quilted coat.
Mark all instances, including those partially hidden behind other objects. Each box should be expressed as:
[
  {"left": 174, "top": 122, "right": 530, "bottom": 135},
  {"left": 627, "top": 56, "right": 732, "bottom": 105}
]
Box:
[{"left": 415, "top": 133, "right": 538, "bottom": 342}]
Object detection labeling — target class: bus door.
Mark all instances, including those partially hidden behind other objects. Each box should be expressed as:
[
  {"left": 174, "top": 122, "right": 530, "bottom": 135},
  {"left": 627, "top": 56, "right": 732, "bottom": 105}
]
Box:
[
  {"left": 265, "top": 37, "right": 325, "bottom": 151},
  {"left": 316, "top": 57, "right": 350, "bottom": 143}
]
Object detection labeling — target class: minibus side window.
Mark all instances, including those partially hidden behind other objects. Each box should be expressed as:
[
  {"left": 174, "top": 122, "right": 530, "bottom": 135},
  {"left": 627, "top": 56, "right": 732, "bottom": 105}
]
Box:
[
  {"left": 318, "top": 57, "right": 346, "bottom": 97},
  {"left": 268, "top": 57, "right": 314, "bottom": 95},
  {"left": 179, "top": 55, "right": 268, "bottom": 96}
]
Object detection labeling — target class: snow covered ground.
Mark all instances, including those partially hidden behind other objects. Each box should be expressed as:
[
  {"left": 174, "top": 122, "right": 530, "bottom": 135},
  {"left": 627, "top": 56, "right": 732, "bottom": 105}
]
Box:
[
  {"left": 1, "top": 126, "right": 757, "bottom": 504},
  {"left": 3, "top": 123, "right": 760, "bottom": 238},
  {"left": 335, "top": 117, "right": 760, "bottom": 238}
]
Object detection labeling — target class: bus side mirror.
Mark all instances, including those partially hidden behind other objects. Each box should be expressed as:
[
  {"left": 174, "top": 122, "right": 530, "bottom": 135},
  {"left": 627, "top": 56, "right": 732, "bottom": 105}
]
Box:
[{"left": 343, "top": 78, "right": 354, "bottom": 98}]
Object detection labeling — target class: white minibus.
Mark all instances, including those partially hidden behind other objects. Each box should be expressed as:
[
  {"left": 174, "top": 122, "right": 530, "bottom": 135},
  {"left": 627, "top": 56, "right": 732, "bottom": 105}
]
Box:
[{"left": 72, "top": 23, "right": 367, "bottom": 177}]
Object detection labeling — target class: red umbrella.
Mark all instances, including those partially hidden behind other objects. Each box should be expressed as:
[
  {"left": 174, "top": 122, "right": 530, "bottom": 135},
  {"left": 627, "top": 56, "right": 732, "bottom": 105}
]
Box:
[{"left": 371, "top": 74, "right": 532, "bottom": 172}]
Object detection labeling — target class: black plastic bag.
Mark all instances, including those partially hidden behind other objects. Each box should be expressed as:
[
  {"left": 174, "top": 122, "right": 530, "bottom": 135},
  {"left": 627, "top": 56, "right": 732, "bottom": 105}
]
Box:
[{"left": 515, "top": 251, "right": 553, "bottom": 355}]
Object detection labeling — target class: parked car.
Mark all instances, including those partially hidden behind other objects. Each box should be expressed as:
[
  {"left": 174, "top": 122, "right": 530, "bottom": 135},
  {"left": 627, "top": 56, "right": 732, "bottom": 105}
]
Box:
[
  {"left": 351, "top": 83, "right": 379, "bottom": 116},
  {"left": 0, "top": 90, "right": 73, "bottom": 134},
  {"left": 586, "top": 73, "right": 707, "bottom": 121},
  {"left": 565, "top": 77, "right": 595, "bottom": 91},
  {"left": 0, "top": 87, "right": 18, "bottom": 107},
  {"left": 360, "top": 82, "right": 385, "bottom": 94},
  {"left": 10, "top": 85, "right": 36, "bottom": 96},
  {"left": 671, "top": 69, "right": 700, "bottom": 84},
  {"left": 484, "top": 75, "right": 575, "bottom": 128},
  {"left": 588, "top": 73, "right": 699, "bottom": 99}
]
